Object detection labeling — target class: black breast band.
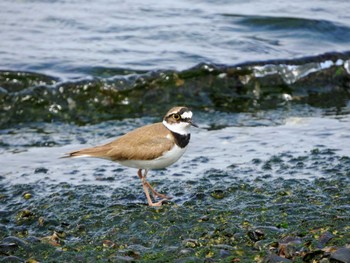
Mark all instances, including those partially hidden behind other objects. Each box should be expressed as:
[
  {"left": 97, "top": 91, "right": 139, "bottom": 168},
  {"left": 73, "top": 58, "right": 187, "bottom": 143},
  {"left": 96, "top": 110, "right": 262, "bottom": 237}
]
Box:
[{"left": 171, "top": 132, "right": 190, "bottom": 148}]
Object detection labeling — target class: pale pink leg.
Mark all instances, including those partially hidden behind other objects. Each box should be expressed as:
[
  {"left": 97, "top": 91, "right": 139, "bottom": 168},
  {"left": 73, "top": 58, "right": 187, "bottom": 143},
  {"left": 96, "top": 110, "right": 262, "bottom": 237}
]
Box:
[{"left": 137, "top": 169, "right": 169, "bottom": 206}]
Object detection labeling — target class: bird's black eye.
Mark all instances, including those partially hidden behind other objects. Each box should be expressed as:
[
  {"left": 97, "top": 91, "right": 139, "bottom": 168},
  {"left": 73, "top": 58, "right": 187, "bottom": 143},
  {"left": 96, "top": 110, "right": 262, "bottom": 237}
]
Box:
[{"left": 173, "top": 114, "right": 180, "bottom": 120}]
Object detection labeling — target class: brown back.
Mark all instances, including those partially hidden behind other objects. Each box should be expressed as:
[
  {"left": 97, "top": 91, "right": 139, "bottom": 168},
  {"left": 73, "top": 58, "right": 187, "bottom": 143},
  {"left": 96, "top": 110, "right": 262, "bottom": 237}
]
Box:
[{"left": 67, "top": 122, "right": 174, "bottom": 161}]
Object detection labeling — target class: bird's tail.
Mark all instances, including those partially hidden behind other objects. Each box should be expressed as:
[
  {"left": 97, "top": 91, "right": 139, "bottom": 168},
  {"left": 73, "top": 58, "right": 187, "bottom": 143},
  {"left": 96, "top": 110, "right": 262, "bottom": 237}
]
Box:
[{"left": 60, "top": 145, "right": 111, "bottom": 159}]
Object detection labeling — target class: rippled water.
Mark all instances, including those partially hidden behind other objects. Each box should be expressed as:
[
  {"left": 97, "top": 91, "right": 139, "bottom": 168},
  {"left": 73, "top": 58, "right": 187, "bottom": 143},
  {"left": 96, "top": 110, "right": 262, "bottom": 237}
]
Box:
[
  {"left": 1, "top": 113, "right": 350, "bottom": 188},
  {"left": 1, "top": 0, "right": 350, "bottom": 78}
]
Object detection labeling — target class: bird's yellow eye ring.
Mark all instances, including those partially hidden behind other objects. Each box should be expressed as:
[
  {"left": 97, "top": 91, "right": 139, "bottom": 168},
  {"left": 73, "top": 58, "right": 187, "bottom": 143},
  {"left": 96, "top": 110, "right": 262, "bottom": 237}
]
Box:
[{"left": 173, "top": 114, "right": 180, "bottom": 120}]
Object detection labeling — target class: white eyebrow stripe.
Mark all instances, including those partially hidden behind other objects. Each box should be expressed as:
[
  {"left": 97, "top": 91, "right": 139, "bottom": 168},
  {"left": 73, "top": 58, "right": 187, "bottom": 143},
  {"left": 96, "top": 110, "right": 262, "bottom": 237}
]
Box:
[{"left": 181, "top": 111, "right": 192, "bottom": 119}]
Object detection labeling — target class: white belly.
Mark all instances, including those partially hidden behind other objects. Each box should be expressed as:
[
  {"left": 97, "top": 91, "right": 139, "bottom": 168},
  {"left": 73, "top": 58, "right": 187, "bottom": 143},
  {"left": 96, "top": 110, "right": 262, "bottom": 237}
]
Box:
[{"left": 118, "top": 145, "right": 187, "bottom": 170}]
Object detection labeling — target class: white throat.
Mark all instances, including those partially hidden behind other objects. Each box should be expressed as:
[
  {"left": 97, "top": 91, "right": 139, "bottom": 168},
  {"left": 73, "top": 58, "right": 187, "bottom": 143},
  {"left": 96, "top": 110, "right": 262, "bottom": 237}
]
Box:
[{"left": 163, "top": 120, "right": 190, "bottom": 135}]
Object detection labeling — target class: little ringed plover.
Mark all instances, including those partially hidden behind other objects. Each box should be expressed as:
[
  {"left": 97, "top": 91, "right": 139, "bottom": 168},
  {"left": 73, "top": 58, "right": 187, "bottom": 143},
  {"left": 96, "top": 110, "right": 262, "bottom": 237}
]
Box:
[{"left": 62, "top": 106, "right": 197, "bottom": 206}]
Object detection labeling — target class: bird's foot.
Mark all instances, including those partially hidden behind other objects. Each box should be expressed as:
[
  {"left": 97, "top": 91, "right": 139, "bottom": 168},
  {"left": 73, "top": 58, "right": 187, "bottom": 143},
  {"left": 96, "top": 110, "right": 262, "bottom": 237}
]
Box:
[
  {"left": 141, "top": 180, "right": 172, "bottom": 200},
  {"left": 148, "top": 199, "right": 169, "bottom": 207},
  {"left": 138, "top": 169, "right": 172, "bottom": 206},
  {"left": 149, "top": 188, "right": 172, "bottom": 200}
]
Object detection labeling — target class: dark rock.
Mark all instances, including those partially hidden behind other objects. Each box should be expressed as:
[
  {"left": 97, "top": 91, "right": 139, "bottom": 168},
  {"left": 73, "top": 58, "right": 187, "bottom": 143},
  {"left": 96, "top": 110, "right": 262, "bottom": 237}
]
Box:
[
  {"left": 210, "top": 189, "right": 225, "bottom": 199},
  {"left": 247, "top": 229, "right": 265, "bottom": 242},
  {"left": 0, "top": 242, "right": 19, "bottom": 254},
  {"left": 34, "top": 167, "right": 48, "bottom": 174},
  {"left": 0, "top": 256, "right": 24, "bottom": 263},
  {"left": 1, "top": 236, "right": 27, "bottom": 249},
  {"left": 178, "top": 248, "right": 195, "bottom": 256},
  {"left": 0, "top": 225, "right": 9, "bottom": 239},
  {"left": 317, "top": 231, "right": 334, "bottom": 249},
  {"left": 114, "top": 256, "right": 136, "bottom": 262},
  {"left": 212, "top": 244, "right": 234, "bottom": 251},
  {"left": 127, "top": 244, "right": 150, "bottom": 254},
  {"left": 183, "top": 239, "right": 200, "bottom": 248},
  {"left": 16, "top": 210, "right": 35, "bottom": 223},
  {"left": 219, "top": 249, "right": 231, "bottom": 258},
  {"left": 175, "top": 257, "right": 202, "bottom": 263},
  {"left": 264, "top": 254, "right": 292, "bottom": 263},
  {"left": 25, "top": 236, "right": 41, "bottom": 244},
  {"left": 278, "top": 236, "right": 303, "bottom": 258},
  {"left": 330, "top": 247, "right": 350, "bottom": 263},
  {"left": 203, "top": 258, "right": 216, "bottom": 263},
  {"left": 302, "top": 250, "right": 325, "bottom": 262}
]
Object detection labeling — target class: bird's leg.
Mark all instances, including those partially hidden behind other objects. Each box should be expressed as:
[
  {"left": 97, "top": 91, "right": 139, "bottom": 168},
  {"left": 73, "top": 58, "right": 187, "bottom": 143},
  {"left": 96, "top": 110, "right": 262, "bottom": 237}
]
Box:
[
  {"left": 138, "top": 169, "right": 171, "bottom": 200},
  {"left": 137, "top": 169, "right": 170, "bottom": 206},
  {"left": 137, "top": 169, "right": 166, "bottom": 207},
  {"left": 145, "top": 181, "right": 172, "bottom": 200}
]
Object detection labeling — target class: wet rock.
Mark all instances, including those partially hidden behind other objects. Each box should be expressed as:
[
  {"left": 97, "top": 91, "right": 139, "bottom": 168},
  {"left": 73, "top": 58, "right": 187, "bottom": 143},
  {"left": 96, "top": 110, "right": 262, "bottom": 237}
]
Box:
[
  {"left": 0, "top": 87, "right": 8, "bottom": 97},
  {"left": 233, "top": 231, "right": 246, "bottom": 242},
  {"left": 210, "top": 189, "right": 225, "bottom": 199},
  {"left": 175, "top": 257, "right": 202, "bottom": 263},
  {"left": 34, "top": 167, "right": 48, "bottom": 174},
  {"left": 278, "top": 236, "right": 303, "bottom": 258},
  {"left": 317, "top": 231, "right": 333, "bottom": 248},
  {"left": 117, "top": 249, "right": 141, "bottom": 260},
  {"left": 254, "top": 240, "right": 273, "bottom": 251},
  {"left": 302, "top": 250, "right": 325, "bottom": 262},
  {"left": 212, "top": 244, "right": 234, "bottom": 251},
  {"left": 178, "top": 247, "right": 195, "bottom": 256},
  {"left": 219, "top": 248, "right": 231, "bottom": 258},
  {"left": 0, "top": 256, "right": 24, "bottom": 263},
  {"left": 330, "top": 247, "right": 350, "bottom": 263},
  {"left": 183, "top": 239, "right": 200, "bottom": 248},
  {"left": 264, "top": 254, "right": 292, "bottom": 263},
  {"left": 102, "top": 239, "right": 116, "bottom": 248},
  {"left": 125, "top": 244, "right": 150, "bottom": 256},
  {"left": 114, "top": 255, "right": 136, "bottom": 262},
  {"left": 0, "top": 224, "right": 9, "bottom": 239},
  {"left": 25, "top": 236, "right": 41, "bottom": 244},
  {"left": 247, "top": 229, "right": 265, "bottom": 242},
  {"left": 41, "top": 231, "right": 64, "bottom": 247},
  {"left": 1, "top": 236, "right": 27, "bottom": 249},
  {"left": 198, "top": 215, "right": 210, "bottom": 222},
  {"left": 16, "top": 209, "right": 35, "bottom": 224},
  {"left": 0, "top": 242, "right": 19, "bottom": 255},
  {"left": 22, "top": 193, "right": 32, "bottom": 200},
  {"left": 161, "top": 225, "right": 183, "bottom": 246}
]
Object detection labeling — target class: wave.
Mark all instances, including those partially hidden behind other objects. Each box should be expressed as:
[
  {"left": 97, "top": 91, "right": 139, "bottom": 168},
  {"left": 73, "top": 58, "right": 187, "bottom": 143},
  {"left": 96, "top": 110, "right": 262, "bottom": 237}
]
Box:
[{"left": 0, "top": 51, "right": 349, "bottom": 128}]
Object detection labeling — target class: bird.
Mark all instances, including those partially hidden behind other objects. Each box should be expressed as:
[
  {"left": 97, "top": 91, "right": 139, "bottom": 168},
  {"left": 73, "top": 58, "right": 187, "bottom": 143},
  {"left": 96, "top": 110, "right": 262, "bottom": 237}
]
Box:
[{"left": 62, "top": 106, "right": 197, "bottom": 206}]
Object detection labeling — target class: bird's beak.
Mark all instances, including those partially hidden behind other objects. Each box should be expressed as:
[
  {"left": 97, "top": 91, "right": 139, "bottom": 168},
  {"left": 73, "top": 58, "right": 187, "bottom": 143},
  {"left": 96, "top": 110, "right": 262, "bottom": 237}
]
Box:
[{"left": 189, "top": 120, "right": 199, "bottom": 127}]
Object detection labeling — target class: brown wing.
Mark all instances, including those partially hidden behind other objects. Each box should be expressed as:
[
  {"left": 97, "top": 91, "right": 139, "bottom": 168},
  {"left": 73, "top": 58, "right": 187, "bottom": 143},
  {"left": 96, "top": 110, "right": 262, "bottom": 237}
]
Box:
[{"left": 65, "top": 123, "right": 174, "bottom": 161}]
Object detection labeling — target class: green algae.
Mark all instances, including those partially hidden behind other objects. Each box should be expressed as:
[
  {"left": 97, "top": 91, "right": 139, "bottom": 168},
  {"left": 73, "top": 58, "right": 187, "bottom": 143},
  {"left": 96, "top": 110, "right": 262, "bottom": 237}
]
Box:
[{"left": 1, "top": 149, "right": 349, "bottom": 262}]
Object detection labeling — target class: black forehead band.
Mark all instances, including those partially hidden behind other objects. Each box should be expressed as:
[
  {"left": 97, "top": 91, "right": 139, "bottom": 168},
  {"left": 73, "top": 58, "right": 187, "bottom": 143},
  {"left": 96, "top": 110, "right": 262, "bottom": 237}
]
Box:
[{"left": 177, "top": 107, "right": 189, "bottom": 115}]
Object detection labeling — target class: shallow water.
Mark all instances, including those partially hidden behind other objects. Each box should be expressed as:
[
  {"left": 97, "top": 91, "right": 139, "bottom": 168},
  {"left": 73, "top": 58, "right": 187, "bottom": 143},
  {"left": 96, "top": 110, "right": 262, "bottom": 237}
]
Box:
[{"left": 1, "top": 114, "right": 350, "bottom": 188}]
